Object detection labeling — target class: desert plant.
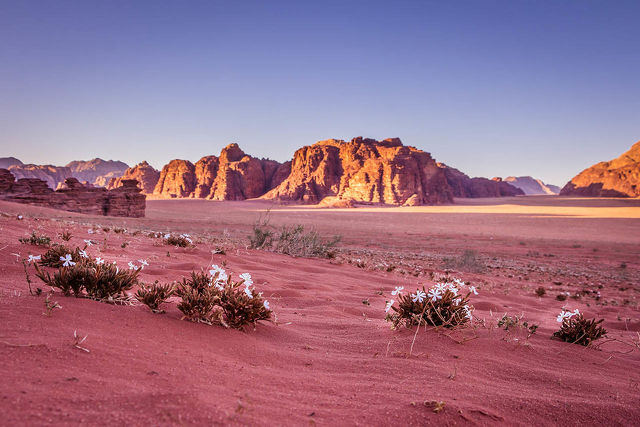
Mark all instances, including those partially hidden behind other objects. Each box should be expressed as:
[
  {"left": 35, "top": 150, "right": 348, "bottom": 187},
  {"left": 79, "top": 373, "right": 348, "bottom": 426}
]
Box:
[
  {"left": 497, "top": 314, "right": 538, "bottom": 335},
  {"left": 39, "top": 245, "right": 83, "bottom": 268},
  {"left": 553, "top": 309, "right": 607, "bottom": 346},
  {"left": 442, "top": 250, "right": 485, "bottom": 272},
  {"left": 273, "top": 224, "right": 340, "bottom": 258},
  {"left": 213, "top": 272, "right": 271, "bottom": 329},
  {"left": 386, "top": 281, "right": 474, "bottom": 329},
  {"left": 175, "top": 271, "right": 218, "bottom": 323},
  {"left": 136, "top": 282, "right": 175, "bottom": 313},
  {"left": 43, "top": 294, "right": 62, "bottom": 316},
  {"left": 535, "top": 286, "right": 546, "bottom": 297},
  {"left": 85, "top": 263, "right": 139, "bottom": 301},
  {"left": 19, "top": 231, "right": 51, "bottom": 247},
  {"left": 59, "top": 230, "right": 72, "bottom": 241},
  {"left": 249, "top": 215, "right": 274, "bottom": 249},
  {"left": 165, "top": 234, "right": 193, "bottom": 247},
  {"left": 34, "top": 263, "right": 95, "bottom": 296}
]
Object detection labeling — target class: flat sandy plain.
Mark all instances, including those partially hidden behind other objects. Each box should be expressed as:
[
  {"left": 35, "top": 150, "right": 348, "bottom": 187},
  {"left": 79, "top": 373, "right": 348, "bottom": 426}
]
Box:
[{"left": 0, "top": 196, "right": 639, "bottom": 425}]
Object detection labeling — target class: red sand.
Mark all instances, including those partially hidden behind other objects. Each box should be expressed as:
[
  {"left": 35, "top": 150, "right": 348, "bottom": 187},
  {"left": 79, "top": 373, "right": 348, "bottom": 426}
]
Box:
[{"left": 1, "top": 197, "right": 639, "bottom": 425}]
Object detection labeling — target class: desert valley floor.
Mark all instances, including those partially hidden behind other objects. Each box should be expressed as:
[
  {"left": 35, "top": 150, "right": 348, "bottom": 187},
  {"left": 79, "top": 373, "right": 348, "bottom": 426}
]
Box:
[{"left": 1, "top": 196, "right": 639, "bottom": 425}]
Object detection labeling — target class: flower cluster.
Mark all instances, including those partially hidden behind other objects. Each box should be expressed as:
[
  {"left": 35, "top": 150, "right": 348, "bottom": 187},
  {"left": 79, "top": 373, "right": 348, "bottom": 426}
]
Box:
[
  {"left": 553, "top": 308, "right": 607, "bottom": 346},
  {"left": 164, "top": 233, "right": 194, "bottom": 247},
  {"left": 385, "top": 278, "right": 476, "bottom": 329},
  {"left": 556, "top": 308, "right": 580, "bottom": 323}
]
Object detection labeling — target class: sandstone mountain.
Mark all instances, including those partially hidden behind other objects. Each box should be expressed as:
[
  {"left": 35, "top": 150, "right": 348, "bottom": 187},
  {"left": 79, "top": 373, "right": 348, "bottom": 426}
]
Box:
[
  {"left": 263, "top": 137, "right": 455, "bottom": 205},
  {"left": 504, "top": 176, "right": 560, "bottom": 195},
  {"left": 107, "top": 161, "right": 160, "bottom": 194},
  {"left": 0, "top": 157, "right": 23, "bottom": 169},
  {"left": 560, "top": 141, "right": 640, "bottom": 198},
  {"left": 65, "top": 158, "right": 129, "bottom": 186},
  {"left": 153, "top": 143, "right": 289, "bottom": 199}
]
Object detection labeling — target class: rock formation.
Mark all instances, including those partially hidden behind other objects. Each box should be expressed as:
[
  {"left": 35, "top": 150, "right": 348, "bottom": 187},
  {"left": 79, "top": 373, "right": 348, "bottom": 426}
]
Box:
[
  {"left": 560, "top": 141, "right": 640, "bottom": 198},
  {"left": 154, "top": 144, "right": 289, "bottom": 200},
  {"left": 66, "top": 158, "right": 129, "bottom": 186},
  {"left": 263, "top": 137, "right": 454, "bottom": 205},
  {"left": 107, "top": 161, "right": 160, "bottom": 194},
  {"left": 504, "top": 176, "right": 560, "bottom": 195},
  {"left": 0, "top": 157, "right": 23, "bottom": 169},
  {"left": 0, "top": 169, "right": 145, "bottom": 217}
]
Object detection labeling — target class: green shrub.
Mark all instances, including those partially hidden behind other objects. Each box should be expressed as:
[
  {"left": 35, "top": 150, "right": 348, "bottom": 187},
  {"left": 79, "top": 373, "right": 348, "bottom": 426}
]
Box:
[{"left": 19, "top": 231, "right": 51, "bottom": 247}]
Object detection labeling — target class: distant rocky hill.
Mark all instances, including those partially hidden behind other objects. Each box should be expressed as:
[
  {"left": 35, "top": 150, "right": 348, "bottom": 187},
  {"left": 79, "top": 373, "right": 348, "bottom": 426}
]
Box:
[
  {"left": 504, "top": 176, "right": 560, "bottom": 195},
  {"left": 6, "top": 158, "right": 129, "bottom": 189},
  {"left": 440, "top": 166, "right": 524, "bottom": 198},
  {"left": 107, "top": 161, "right": 160, "bottom": 194},
  {"left": 0, "top": 157, "right": 23, "bottom": 169},
  {"left": 561, "top": 141, "right": 640, "bottom": 198},
  {"left": 65, "top": 158, "right": 129, "bottom": 186}
]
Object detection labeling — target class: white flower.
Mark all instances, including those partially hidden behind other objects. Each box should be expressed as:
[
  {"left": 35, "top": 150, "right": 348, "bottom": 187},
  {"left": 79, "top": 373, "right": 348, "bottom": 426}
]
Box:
[
  {"left": 78, "top": 250, "right": 88, "bottom": 259},
  {"left": 87, "top": 229, "right": 94, "bottom": 234},
  {"left": 464, "top": 305, "right": 473, "bottom": 320},
  {"left": 412, "top": 289, "right": 426, "bottom": 303},
  {"left": 164, "top": 233, "right": 170, "bottom": 239},
  {"left": 391, "top": 286, "right": 404, "bottom": 296},
  {"left": 427, "top": 288, "right": 442, "bottom": 302},
  {"left": 244, "top": 287, "right": 253, "bottom": 299},
  {"left": 385, "top": 300, "right": 394, "bottom": 313},
  {"left": 128, "top": 261, "right": 138, "bottom": 270},
  {"left": 469, "top": 286, "right": 478, "bottom": 295},
  {"left": 447, "top": 285, "right": 459, "bottom": 295},
  {"left": 27, "top": 254, "right": 41, "bottom": 263},
  {"left": 556, "top": 310, "right": 579, "bottom": 323},
  {"left": 215, "top": 271, "right": 228, "bottom": 285},
  {"left": 138, "top": 259, "right": 148, "bottom": 269},
  {"left": 435, "top": 283, "right": 447, "bottom": 292},
  {"left": 84, "top": 239, "right": 93, "bottom": 246},
  {"left": 214, "top": 283, "right": 224, "bottom": 290},
  {"left": 263, "top": 300, "right": 270, "bottom": 310},
  {"left": 239, "top": 272, "right": 252, "bottom": 282},
  {"left": 17, "top": 215, "right": 23, "bottom": 220},
  {"left": 60, "top": 254, "right": 75, "bottom": 267},
  {"left": 95, "top": 257, "right": 104, "bottom": 265}
]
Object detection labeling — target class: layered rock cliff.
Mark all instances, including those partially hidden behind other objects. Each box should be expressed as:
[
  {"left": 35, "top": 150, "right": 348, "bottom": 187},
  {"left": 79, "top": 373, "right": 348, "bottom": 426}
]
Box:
[
  {"left": 153, "top": 144, "right": 289, "bottom": 200},
  {"left": 263, "top": 137, "right": 454, "bottom": 205},
  {"left": 0, "top": 169, "right": 145, "bottom": 217},
  {"left": 7, "top": 164, "right": 73, "bottom": 190},
  {"left": 107, "top": 161, "right": 160, "bottom": 194},
  {"left": 560, "top": 141, "right": 640, "bottom": 198}
]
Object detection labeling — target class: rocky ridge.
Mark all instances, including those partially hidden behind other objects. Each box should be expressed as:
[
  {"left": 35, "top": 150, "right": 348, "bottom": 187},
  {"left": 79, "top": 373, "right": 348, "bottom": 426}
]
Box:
[{"left": 560, "top": 141, "right": 640, "bottom": 198}]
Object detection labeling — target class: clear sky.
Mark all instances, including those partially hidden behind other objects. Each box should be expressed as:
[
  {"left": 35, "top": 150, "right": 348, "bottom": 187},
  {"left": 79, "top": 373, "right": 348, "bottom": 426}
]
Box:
[{"left": 1, "top": 0, "right": 638, "bottom": 186}]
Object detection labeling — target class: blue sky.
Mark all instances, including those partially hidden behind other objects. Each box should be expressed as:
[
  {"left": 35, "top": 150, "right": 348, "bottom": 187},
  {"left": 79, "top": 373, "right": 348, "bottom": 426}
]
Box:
[{"left": 1, "top": 0, "right": 638, "bottom": 186}]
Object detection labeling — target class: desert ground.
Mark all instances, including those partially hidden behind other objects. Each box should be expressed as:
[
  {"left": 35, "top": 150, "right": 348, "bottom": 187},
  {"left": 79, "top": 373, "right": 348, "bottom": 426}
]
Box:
[{"left": 1, "top": 196, "right": 639, "bottom": 425}]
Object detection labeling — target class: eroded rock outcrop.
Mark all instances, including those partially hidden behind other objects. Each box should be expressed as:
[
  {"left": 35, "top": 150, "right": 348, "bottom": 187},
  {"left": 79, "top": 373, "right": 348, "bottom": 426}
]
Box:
[
  {"left": 107, "top": 161, "right": 160, "bottom": 194},
  {"left": 560, "top": 141, "right": 640, "bottom": 198},
  {"left": 154, "top": 144, "right": 288, "bottom": 200},
  {"left": 7, "top": 164, "right": 73, "bottom": 190},
  {"left": 0, "top": 170, "right": 145, "bottom": 217},
  {"left": 263, "top": 137, "right": 454, "bottom": 205}
]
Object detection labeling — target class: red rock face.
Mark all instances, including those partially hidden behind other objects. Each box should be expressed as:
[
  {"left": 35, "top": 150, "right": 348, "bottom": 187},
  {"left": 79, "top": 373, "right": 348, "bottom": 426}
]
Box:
[
  {"left": 263, "top": 137, "right": 455, "bottom": 205},
  {"left": 440, "top": 165, "right": 524, "bottom": 198},
  {"left": 0, "top": 170, "right": 145, "bottom": 217},
  {"left": 107, "top": 161, "right": 160, "bottom": 195},
  {"left": 153, "top": 160, "right": 197, "bottom": 197},
  {"left": 560, "top": 141, "right": 640, "bottom": 198}
]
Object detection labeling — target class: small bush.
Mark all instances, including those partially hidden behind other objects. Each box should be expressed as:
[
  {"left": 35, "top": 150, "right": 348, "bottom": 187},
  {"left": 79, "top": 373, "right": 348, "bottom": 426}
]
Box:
[
  {"left": 176, "top": 268, "right": 271, "bottom": 329},
  {"left": 39, "top": 245, "right": 89, "bottom": 268},
  {"left": 59, "top": 230, "right": 72, "bottom": 241},
  {"left": 165, "top": 234, "right": 193, "bottom": 247},
  {"left": 35, "top": 260, "right": 138, "bottom": 301},
  {"left": 442, "top": 250, "right": 485, "bottom": 273},
  {"left": 553, "top": 310, "right": 607, "bottom": 346},
  {"left": 273, "top": 224, "right": 340, "bottom": 258},
  {"left": 136, "top": 282, "right": 175, "bottom": 313},
  {"left": 386, "top": 281, "right": 474, "bottom": 329},
  {"left": 535, "top": 286, "right": 546, "bottom": 297},
  {"left": 497, "top": 314, "right": 538, "bottom": 335},
  {"left": 19, "top": 231, "right": 51, "bottom": 247}
]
